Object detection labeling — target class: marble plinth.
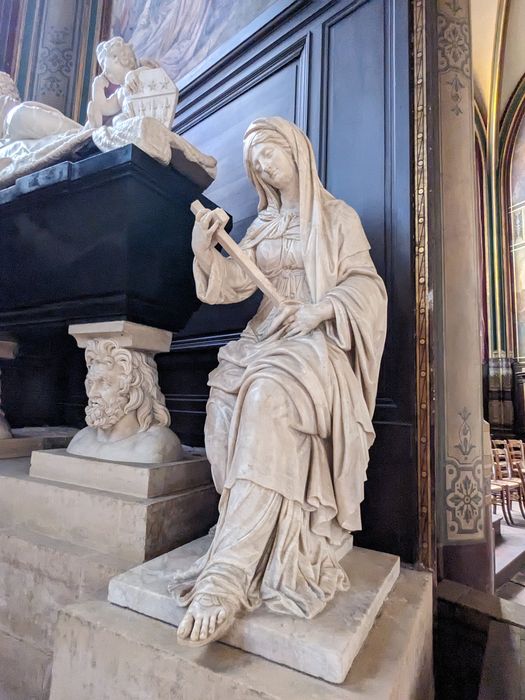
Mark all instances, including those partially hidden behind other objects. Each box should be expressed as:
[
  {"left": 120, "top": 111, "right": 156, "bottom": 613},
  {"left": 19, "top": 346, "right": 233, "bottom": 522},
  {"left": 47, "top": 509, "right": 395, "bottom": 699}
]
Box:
[
  {"left": 0, "top": 627, "right": 52, "bottom": 700},
  {"left": 0, "top": 453, "right": 217, "bottom": 700},
  {"left": 0, "top": 458, "right": 218, "bottom": 563},
  {"left": 30, "top": 447, "right": 211, "bottom": 498},
  {"left": 0, "top": 426, "right": 77, "bottom": 459},
  {"left": 50, "top": 568, "right": 433, "bottom": 699},
  {"left": 108, "top": 535, "right": 399, "bottom": 683},
  {"left": 69, "top": 320, "right": 172, "bottom": 353}
]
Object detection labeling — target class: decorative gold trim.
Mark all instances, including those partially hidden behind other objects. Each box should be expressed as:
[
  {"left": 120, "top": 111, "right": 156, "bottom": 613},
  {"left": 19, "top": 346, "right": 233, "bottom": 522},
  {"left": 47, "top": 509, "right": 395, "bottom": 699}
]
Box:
[
  {"left": 413, "top": 0, "right": 432, "bottom": 569},
  {"left": 500, "top": 83, "right": 525, "bottom": 361},
  {"left": 20, "top": 0, "right": 43, "bottom": 101},
  {"left": 71, "top": 2, "right": 93, "bottom": 122},
  {"left": 474, "top": 102, "right": 492, "bottom": 357},
  {"left": 11, "top": 0, "right": 28, "bottom": 87},
  {"left": 488, "top": 0, "right": 510, "bottom": 356}
]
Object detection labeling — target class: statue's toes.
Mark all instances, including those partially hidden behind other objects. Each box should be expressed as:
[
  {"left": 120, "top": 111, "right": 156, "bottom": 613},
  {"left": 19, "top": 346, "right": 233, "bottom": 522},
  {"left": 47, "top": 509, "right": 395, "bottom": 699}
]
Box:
[
  {"left": 199, "top": 614, "right": 210, "bottom": 641},
  {"left": 208, "top": 613, "right": 217, "bottom": 636},
  {"left": 190, "top": 615, "right": 203, "bottom": 642},
  {"left": 217, "top": 608, "right": 227, "bottom": 625},
  {"left": 177, "top": 612, "right": 194, "bottom": 640}
]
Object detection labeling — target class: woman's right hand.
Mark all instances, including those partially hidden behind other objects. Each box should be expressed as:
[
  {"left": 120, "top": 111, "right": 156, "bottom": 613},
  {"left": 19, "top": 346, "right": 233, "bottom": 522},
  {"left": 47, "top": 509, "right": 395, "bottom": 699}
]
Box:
[{"left": 191, "top": 207, "right": 220, "bottom": 258}]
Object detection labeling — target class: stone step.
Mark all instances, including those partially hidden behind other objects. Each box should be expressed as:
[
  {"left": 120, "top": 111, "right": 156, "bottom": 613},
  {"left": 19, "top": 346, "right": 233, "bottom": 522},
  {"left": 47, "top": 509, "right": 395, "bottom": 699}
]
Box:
[
  {"left": 0, "top": 524, "right": 131, "bottom": 652},
  {"left": 30, "top": 447, "right": 212, "bottom": 498},
  {"left": 108, "top": 536, "right": 399, "bottom": 683},
  {"left": 49, "top": 569, "right": 433, "bottom": 699},
  {"left": 0, "top": 458, "right": 218, "bottom": 562},
  {"left": 479, "top": 621, "right": 525, "bottom": 699},
  {"left": 0, "top": 427, "right": 77, "bottom": 459},
  {"left": 0, "top": 627, "right": 52, "bottom": 700}
]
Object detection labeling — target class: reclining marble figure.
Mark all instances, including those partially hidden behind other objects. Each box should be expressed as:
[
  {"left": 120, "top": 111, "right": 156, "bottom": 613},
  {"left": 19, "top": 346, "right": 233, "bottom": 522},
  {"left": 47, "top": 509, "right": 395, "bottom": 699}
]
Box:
[
  {"left": 67, "top": 338, "right": 181, "bottom": 464},
  {"left": 168, "top": 116, "right": 388, "bottom": 646},
  {"left": 0, "top": 37, "right": 215, "bottom": 190}
]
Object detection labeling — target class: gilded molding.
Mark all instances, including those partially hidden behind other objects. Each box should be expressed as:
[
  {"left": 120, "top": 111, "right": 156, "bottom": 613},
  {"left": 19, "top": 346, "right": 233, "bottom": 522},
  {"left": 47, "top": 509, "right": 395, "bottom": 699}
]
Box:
[
  {"left": 487, "top": 0, "right": 510, "bottom": 356},
  {"left": 499, "top": 76, "right": 525, "bottom": 360},
  {"left": 413, "top": 0, "right": 433, "bottom": 568}
]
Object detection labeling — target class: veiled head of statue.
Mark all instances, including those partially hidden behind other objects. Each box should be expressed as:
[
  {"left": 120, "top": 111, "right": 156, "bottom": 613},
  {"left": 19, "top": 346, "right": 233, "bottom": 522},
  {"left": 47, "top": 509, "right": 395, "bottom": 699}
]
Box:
[
  {"left": 243, "top": 117, "right": 325, "bottom": 214},
  {"left": 84, "top": 339, "right": 170, "bottom": 431}
]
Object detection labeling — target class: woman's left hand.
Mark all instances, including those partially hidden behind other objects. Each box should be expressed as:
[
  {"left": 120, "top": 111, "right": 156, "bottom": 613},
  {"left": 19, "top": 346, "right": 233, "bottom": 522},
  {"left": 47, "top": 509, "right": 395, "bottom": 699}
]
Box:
[{"left": 285, "top": 300, "right": 333, "bottom": 337}]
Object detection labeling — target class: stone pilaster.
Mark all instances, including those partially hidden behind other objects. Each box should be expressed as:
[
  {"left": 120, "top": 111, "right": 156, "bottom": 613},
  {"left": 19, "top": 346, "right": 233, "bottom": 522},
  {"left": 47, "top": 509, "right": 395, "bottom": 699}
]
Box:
[
  {"left": 15, "top": 0, "right": 101, "bottom": 120},
  {"left": 433, "top": 0, "right": 489, "bottom": 587}
]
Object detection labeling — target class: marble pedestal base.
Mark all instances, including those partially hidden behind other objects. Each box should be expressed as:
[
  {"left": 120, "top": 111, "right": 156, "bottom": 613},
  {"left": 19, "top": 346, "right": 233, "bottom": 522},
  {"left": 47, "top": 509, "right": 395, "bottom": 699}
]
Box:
[
  {"left": 0, "top": 453, "right": 218, "bottom": 699},
  {"left": 30, "top": 446, "right": 211, "bottom": 498},
  {"left": 50, "top": 567, "right": 433, "bottom": 699},
  {"left": 108, "top": 535, "right": 399, "bottom": 683},
  {"left": 0, "top": 426, "right": 77, "bottom": 459}
]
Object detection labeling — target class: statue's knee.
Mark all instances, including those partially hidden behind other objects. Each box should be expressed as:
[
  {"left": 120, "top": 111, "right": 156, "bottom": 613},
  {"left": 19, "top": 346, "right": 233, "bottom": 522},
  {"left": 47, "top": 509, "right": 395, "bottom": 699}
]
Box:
[{"left": 245, "top": 377, "right": 282, "bottom": 408}]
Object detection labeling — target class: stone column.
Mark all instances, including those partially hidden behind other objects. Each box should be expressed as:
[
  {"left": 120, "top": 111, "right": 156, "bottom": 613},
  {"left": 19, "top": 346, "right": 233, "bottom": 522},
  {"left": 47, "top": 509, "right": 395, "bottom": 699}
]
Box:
[{"left": 433, "top": 0, "right": 491, "bottom": 590}]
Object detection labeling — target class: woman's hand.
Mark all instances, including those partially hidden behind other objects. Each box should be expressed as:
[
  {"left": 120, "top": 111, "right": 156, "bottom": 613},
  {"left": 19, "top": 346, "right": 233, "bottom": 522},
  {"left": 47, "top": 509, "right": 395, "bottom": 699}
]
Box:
[
  {"left": 191, "top": 207, "right": 220, "bottom": 258},
  {"left": 284, "top": 299, "right": 334, "bottom": 338}
]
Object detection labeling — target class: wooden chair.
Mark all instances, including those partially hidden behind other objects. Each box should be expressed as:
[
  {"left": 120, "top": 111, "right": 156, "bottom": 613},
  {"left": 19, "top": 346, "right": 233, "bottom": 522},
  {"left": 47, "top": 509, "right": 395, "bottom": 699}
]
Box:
[
  {"left": 492, "top": 447, "right": 525, "bottom": 523},
  {"left": 490, "top": 482, "right": 506, "bottom": 521},
  {"left": 507, "top": 438, "right": 525, "bottom": 461},
  {"left": 492, "top": 438, "right": 508, "bottom": 451}
]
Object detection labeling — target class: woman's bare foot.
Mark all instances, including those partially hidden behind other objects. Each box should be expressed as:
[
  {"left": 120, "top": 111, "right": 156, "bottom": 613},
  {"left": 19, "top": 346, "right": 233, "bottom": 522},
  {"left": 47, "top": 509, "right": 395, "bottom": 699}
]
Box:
[{"left": 177, "top": 594, "right": 234, "bottom": 645}]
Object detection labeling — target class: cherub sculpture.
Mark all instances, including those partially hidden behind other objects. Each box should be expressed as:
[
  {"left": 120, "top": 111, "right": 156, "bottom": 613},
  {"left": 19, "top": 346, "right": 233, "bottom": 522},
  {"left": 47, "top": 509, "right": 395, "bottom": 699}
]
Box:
[{"left": 86, "top": 37, "right": 179, "bottom": 130}]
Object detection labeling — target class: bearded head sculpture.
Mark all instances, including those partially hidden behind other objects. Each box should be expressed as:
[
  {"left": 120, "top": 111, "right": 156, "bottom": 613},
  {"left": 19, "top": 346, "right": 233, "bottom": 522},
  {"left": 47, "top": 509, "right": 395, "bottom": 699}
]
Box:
[{"left": 84, "top": 338, "right": 171, "bottom": 431}]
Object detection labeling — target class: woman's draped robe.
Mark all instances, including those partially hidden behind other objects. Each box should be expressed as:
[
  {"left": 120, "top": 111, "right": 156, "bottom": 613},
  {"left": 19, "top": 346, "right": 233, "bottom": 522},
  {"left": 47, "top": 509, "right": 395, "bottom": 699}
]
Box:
[{"left": 169, "top": 200, "right": 387, "bottom": 619}]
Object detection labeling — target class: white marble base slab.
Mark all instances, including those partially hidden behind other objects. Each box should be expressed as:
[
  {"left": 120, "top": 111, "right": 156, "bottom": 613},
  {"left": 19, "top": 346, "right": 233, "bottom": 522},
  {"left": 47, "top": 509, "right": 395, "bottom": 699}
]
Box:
[
  {"left": 30, "top": 447, "right": 212, "bottom": 498},
  {"left": 69, "top": 320, "right": 172, "bottom": 353},
  {"left": 50, "top": 568, "right": 434, "bottom": 700},
  {"left": 108, "top": 535, "right": 400, "bottom": 683},
  {"left": 0, "top": 427, "right": 77, "bottom": 459}
]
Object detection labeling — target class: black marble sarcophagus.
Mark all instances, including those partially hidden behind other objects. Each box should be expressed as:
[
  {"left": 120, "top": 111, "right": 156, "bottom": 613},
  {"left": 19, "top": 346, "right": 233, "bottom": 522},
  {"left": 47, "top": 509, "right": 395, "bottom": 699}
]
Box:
[
  {"left": 0, "top": 146, "right": 220, "bottom": 428},
  {"left": 0, "top": 145, "right": 217, "bottom": 337}
]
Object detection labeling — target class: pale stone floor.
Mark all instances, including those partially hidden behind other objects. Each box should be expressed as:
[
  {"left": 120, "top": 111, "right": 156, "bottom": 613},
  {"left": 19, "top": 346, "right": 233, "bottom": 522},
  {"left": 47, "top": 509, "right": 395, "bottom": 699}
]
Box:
[{"left": 495, "top": 508, "right": 525, "bottom": 600}]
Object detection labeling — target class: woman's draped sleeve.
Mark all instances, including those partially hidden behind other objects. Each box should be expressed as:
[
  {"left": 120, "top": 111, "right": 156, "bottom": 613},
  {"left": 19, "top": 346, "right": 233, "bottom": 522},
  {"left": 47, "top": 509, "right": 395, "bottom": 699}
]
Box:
[
  {"left": 321, "top": 203, "right": 388, "bottom": 420},
  {"left": 193, "top": 240, "right": 257, "bottom": 305}
]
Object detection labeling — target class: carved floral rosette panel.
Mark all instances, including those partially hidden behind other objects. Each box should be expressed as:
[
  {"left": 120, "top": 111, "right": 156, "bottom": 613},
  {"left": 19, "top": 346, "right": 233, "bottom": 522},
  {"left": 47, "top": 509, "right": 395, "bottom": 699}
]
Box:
[
  {"left": 445, "top": 409, "right": 484, "bottom": 539},
  {"left": 437, "top": 0, "right": 470, "bottom": 117}
]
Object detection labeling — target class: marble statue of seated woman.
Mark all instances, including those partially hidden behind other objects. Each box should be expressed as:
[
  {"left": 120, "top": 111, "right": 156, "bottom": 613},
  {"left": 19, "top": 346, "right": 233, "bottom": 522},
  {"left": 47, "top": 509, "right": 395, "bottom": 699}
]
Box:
[{"left": 168, "top": 116, "right": 388, "bottom": 646}]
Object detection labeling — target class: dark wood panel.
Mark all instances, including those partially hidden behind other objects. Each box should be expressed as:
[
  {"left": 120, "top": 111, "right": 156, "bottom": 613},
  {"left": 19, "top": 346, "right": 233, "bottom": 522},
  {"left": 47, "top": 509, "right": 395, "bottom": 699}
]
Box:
[{"left": 354, "top": 422, "right": 417, "bottom": 561}]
